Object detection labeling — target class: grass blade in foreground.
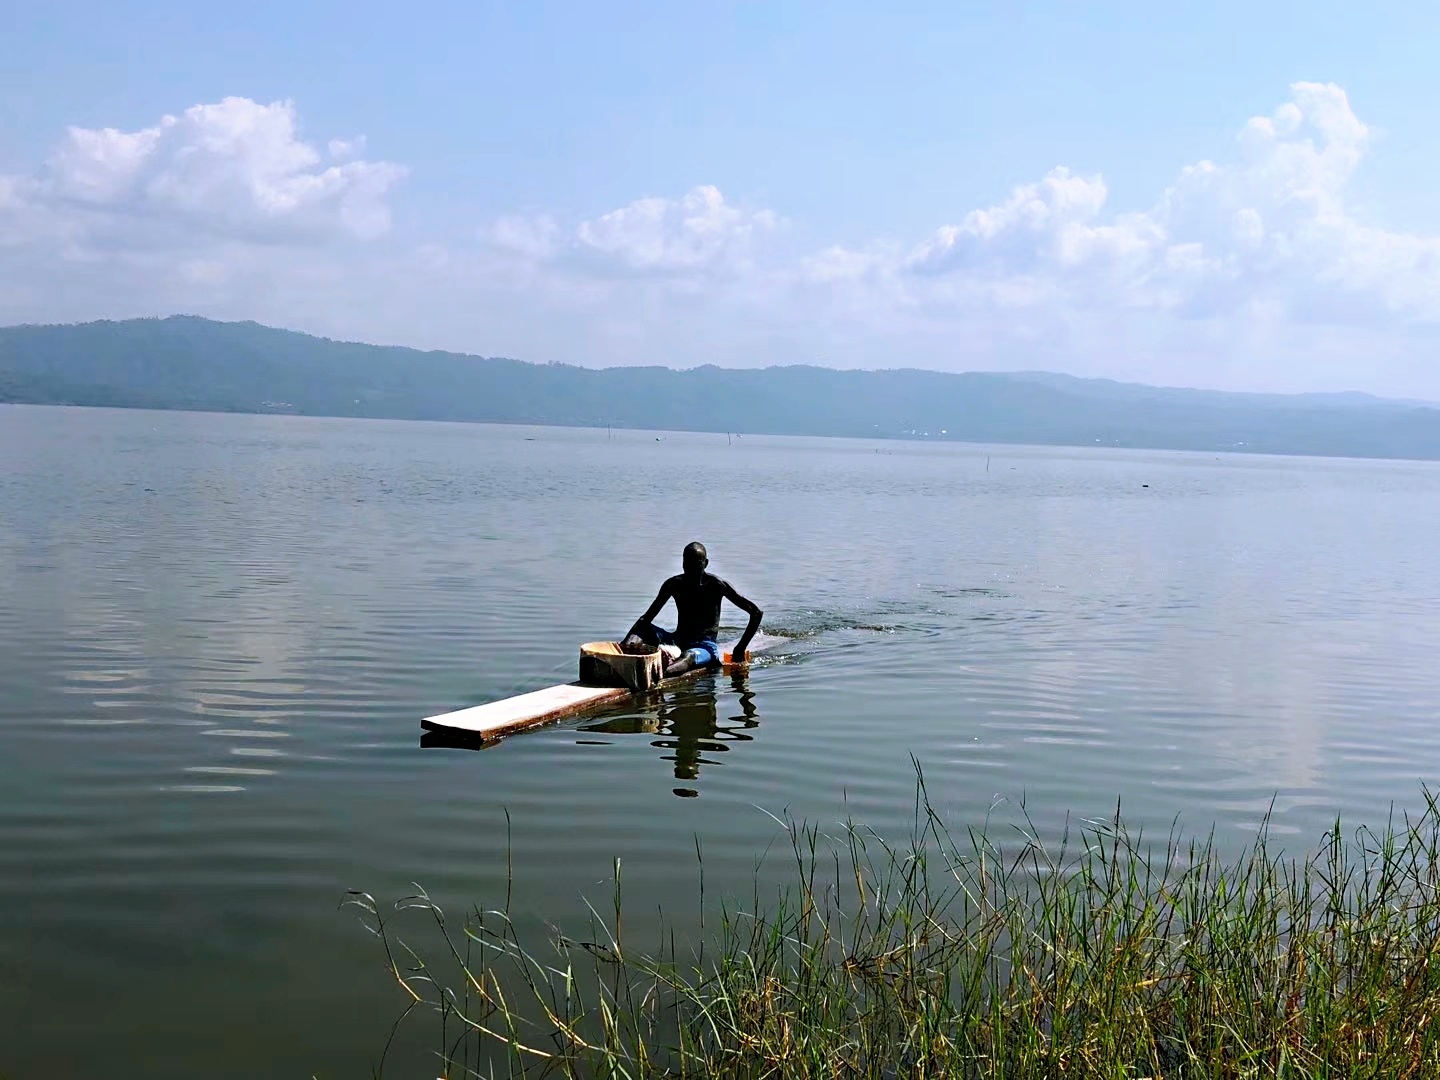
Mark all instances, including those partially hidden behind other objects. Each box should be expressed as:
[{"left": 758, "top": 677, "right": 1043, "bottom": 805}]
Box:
[{"left": 349, "top": 774, "right": 1440, "bottom": 1078}]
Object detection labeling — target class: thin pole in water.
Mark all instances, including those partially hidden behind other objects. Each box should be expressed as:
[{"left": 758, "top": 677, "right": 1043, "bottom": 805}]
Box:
[{"left": 986, "top": 455, "right": 991, "bottom": 472}]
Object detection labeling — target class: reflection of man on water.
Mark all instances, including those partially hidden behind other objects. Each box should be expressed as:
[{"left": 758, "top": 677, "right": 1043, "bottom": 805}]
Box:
[
  {"left": 623, "top": 542, "right": 763, "bottom": 677},
  {"left": 579, "top": 674, "right": 761, "bottom": 796},
  {"left": 652, "top": 675, "right": 759, "bottom": 796}
]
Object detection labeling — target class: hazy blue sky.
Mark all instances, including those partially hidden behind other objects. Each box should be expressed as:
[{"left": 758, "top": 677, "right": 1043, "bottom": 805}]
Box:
[{"left": 4, "top": 2, "right": 1440, "bottom": 395}]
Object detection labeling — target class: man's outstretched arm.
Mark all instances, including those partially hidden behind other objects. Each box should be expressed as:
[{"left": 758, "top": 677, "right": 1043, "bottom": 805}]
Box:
[
  {"left": 625, "top": 583, "right": 674, "bottom": 643},
  {"left": 723, "top": 583, "right": 764, "bottom": 662}
]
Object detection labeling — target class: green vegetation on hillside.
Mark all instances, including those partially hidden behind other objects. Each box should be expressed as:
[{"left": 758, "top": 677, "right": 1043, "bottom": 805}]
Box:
[{"left": 5, "top": 315, "right": 1440, "bottom": 459}]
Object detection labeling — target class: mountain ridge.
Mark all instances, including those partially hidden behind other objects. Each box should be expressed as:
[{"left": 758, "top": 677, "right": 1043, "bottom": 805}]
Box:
[{"left": 3, "top": 315, "right": 1438, "bottom": 460}]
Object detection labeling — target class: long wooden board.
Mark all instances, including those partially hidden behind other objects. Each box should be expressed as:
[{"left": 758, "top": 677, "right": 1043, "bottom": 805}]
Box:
[{"left": 421, "top": 634, "right": 782, "bottom": 742}]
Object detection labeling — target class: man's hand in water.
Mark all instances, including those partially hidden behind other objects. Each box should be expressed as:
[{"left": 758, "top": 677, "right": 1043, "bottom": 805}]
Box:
[{"left": 722, "top": 581, "right": 763, "bottom": 662}]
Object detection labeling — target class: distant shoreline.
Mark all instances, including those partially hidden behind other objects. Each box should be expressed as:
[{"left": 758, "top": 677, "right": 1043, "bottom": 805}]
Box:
[{"left": 9, "top": 399, "right": 1440, "bottom": 465}]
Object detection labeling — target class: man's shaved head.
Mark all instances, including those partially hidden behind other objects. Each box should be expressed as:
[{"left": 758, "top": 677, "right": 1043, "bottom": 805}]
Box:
[{"left": 682, "top": 541, "right": 708, "bottom": 574}]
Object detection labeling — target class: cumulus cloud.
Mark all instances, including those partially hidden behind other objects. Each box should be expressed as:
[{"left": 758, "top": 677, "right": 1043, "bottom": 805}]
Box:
[
  {"left": 882, "top": 82, "right": 1440, "bottom": 330},
  {"left": 3, "top": 97, "right": 405, "bottom": 250},
  {"left": 574, "top": 185, "right": 776, "bottom": 274},
  {"left": 483, "top": 185, "right": 778, "bottom": 277},
  {"left": 4, "top": 83, "right": 1440, "bottom": 396},
  {"left": 906, "top": 167, "right": 1112, "bottom": 276}
]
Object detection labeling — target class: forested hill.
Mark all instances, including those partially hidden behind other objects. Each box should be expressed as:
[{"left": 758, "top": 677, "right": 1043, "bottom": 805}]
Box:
[{"left": 3, "top": 315, "right": 1438, "bottom": 460}]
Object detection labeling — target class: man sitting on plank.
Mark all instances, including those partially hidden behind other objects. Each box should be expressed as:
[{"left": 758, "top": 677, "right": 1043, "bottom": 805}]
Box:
[{"left": 623, "top": 541, "right": 763, "bottom": 677}]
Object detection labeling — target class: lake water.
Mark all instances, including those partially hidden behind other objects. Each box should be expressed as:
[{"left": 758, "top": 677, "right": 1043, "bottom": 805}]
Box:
[{"left": 4, "top": 405, "right": 1440, "bottom": 1076}]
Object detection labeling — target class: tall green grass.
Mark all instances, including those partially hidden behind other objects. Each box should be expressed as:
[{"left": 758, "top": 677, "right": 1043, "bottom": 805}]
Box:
[{"left": 349, "top": 773, "right": 1440, "bottom": 1078}]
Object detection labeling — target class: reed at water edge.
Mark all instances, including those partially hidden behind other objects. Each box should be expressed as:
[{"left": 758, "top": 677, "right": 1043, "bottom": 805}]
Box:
[{"left": 349, "top": 767, "right": 1440, "bottom": 1079}]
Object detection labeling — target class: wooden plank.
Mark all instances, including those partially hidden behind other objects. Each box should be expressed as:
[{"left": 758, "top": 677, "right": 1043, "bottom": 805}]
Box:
[
  {"left": 421, "top": 635, "right": 781, "bottom": 742},
  {"left": 421, "top": 683, "right": 630, "bottom": 739}
]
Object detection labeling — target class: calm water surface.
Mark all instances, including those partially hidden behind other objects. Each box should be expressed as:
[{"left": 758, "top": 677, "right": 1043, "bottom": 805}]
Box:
[{"left": 3, "top": 405, "right": 1440, "bottom": 1076}]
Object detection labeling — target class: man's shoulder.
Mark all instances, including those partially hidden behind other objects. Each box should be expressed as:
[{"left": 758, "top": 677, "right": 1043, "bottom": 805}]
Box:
[{"left": 671, "top": 572, "right": 729, "bottom": 590}]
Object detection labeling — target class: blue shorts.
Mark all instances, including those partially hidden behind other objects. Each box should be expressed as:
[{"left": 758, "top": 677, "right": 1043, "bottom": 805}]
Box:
[{"left": 650, "top": 626, "right": 721, "bottom": 667}]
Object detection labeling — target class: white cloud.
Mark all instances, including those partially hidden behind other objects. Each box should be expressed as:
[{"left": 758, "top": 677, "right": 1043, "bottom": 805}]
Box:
[
  {"left": 480, "top": 185, "right": 778, "bottom": 281},
  {"left": 885, "top": 82, "right": 1440, "bottom": 330},
  {"left": 4, "top": 84, "right": 1440, "bottom": 397},
  {"left": 4, "top": 97, "right": 405, "bottom": 250},
  {"left": 906, "top": 167, "right": 1112, "bottom": 275},
  {"left": 573, "top": 185, "right": 776, "bottom": 274}
]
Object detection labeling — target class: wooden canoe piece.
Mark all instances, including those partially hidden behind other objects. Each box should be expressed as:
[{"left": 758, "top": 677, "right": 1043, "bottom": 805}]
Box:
[
  {"left": 421, "top": 633, "right": 782, "bottom": 742},
  {"left": 578, "top": 641, "right": 664, "bottom": 691}
]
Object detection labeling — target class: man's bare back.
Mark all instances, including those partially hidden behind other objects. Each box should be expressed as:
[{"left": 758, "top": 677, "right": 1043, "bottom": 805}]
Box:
[{"left": 624, "top": 542, "right": 763, "bottom": 677}]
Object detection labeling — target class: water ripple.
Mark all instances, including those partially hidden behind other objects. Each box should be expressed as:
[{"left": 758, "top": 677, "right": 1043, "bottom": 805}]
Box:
[{"left": 6, "top": 409, "right": 1440, "bottom": 1077}]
